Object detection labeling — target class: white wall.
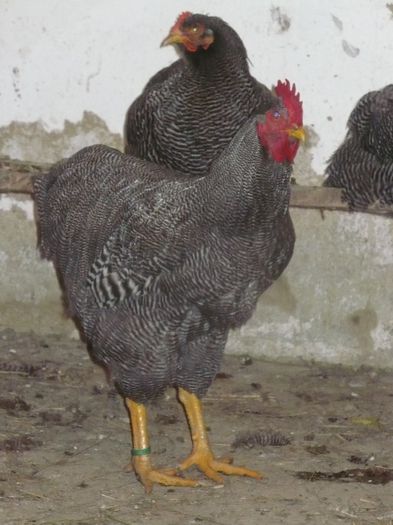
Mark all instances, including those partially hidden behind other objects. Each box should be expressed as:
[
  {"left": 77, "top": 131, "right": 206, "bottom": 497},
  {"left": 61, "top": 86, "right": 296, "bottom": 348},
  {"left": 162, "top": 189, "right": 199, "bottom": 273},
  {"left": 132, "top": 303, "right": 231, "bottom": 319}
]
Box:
[{"left": 1, "top": 0, "right": 393, "bottom": 175}]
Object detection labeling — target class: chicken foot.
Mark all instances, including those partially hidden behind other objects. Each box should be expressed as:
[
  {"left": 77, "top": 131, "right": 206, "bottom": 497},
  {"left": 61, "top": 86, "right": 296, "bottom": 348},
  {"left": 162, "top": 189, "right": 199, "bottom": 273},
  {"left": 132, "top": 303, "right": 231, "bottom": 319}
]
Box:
[
  {"left": 125, "top": 398, "right": 199, "bottom": 492},
  {"left": 178, "top": 388, "right": 262, "bottom": 483}
]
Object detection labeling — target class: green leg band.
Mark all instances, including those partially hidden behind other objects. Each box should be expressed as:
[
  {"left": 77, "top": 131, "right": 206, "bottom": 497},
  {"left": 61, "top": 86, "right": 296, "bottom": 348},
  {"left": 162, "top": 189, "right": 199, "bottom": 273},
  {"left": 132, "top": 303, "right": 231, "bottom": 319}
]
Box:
[{"left": 131, "top": 446, "right": 151, "bottom": 457}]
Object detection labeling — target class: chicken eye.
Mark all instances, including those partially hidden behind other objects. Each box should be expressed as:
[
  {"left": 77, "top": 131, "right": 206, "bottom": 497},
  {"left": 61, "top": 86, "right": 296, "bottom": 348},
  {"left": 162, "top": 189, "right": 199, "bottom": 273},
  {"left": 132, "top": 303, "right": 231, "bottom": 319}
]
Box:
[
  {"left": 273, "top": 110, "right": 281, "bottom": 119},
  {"left": 191, "top": 25, "right": 199, "bottom": 33}
]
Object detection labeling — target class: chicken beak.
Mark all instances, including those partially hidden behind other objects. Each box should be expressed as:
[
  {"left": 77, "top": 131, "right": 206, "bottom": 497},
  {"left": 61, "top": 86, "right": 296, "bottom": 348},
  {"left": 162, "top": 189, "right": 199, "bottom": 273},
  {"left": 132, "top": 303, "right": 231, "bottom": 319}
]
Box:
[
  {"left": 288, "top": 126, "right": 306, "bottom": 142},
  {"left": 160, "top": 30, "right": 186, "bottom": 47}
]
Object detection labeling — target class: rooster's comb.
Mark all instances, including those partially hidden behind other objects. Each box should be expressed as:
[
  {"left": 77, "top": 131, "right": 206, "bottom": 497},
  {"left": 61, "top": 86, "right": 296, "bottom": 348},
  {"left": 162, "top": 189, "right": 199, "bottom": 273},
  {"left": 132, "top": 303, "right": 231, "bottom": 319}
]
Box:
[
  {"left": 171, "top": 11, "right": 192, "bottom": 32},
  {"left": 275, "top": 79, "right": 303, "bottom": 126}
]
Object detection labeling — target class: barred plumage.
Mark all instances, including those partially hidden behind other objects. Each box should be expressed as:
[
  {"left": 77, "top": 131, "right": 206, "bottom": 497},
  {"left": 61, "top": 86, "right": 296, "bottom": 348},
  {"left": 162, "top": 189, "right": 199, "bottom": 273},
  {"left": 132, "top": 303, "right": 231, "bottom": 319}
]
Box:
[
  {"left": 124, "top": 13, "right": 277, "bottom": 176},
  {"left": 34, "top": 115, "right": 296, "bottom": 404},
  {"left": 323, "top": 84, "right": 393, "bottom": 210}
]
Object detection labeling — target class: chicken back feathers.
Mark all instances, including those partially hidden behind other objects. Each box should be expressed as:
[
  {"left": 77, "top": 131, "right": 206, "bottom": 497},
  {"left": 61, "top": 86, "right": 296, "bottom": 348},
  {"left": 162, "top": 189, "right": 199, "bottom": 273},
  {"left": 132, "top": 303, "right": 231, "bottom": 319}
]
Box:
[
  {"left": 323, "top": 84, "right": 393, "bottom": 210},
  {"left": 34, "top": 82, "right": 302, "bottom": 404},
  {"left": 124, "top": 13, "right": 277, "bottom": 176}
]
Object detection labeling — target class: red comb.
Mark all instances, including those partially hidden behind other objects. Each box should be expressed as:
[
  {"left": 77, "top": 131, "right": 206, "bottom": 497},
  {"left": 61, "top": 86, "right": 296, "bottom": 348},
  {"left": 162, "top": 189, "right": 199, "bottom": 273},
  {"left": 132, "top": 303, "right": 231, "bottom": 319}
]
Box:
[
  {"left": 171, "top": 11, "right": 192, "bottom": 32},
  {"left": 275, "top": 79, "right": 303, "bottom": 126}
]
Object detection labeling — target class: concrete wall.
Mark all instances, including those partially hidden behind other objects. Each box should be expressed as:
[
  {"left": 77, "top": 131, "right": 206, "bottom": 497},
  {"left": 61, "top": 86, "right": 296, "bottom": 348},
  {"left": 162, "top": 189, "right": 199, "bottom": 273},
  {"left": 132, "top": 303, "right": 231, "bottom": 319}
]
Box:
[{"left": 1, "top": 1, "right": 392, "bottom": 367}]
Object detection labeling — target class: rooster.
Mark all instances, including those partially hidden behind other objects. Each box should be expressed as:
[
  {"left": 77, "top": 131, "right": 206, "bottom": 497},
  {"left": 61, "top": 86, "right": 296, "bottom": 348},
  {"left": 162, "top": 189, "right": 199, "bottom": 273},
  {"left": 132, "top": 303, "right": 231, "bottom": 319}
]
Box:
[
  {"left": 323, "top": 84, "right": 393, "bottom": 210},
  {"left": 34, "top": 80, "right": 304, "bottom": 492},
  {"left": 124, "top": 12, "right": 277, "bottom": 176}
]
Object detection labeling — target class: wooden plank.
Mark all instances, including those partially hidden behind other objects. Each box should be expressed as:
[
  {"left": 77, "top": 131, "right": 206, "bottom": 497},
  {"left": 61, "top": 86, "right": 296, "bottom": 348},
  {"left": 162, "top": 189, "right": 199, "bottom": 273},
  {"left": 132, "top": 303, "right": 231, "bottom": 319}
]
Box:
[
  {"left": 290, "top": 185, "right": 393, "bottom": 216},
  {"left": 290, "top": 185, "right": 346, "bottom": 211},
  {"left": 0, "top": 156, "right": 392, "bottom": 216},
  {"left": 0, "top": 157, "right": 50, "bottom": 194}
]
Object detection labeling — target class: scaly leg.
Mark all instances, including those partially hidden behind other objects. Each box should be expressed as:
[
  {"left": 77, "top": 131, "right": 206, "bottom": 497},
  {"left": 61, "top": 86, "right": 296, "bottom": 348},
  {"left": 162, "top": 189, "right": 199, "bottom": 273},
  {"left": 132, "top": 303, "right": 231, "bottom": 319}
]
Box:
[
  {"left": 178, "top": 388, "right": 262, "bottom": 483},
  {"left": 125, "top": 398, "right": 199, "bottom": 492}
]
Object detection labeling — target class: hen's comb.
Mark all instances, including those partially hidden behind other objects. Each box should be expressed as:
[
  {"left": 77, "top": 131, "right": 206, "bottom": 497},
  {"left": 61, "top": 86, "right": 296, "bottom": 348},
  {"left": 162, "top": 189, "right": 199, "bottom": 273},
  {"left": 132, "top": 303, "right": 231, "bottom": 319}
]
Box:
[
  {"left": 275, "top": 79, "right": 303, "bottom": 126},
  {"left": 171, "top": 11, "right": 192, "bottom": 32}
]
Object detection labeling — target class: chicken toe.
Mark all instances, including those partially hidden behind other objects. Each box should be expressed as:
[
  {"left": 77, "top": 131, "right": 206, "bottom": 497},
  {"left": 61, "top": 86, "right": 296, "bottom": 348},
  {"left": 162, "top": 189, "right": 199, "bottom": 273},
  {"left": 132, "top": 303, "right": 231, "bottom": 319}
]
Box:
[{"left": 178, "top": 388, "right": 263, "bottom": 483}]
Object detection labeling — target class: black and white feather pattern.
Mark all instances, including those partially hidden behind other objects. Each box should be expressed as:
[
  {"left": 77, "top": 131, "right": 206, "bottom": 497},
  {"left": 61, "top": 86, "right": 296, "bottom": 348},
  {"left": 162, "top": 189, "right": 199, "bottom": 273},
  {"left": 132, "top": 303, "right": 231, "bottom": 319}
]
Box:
[
  {"left": 323, "top": 84, "right": 393, "bottom": 211},
  {"left": 34, "top": 117, "right": 295, "bottom": 404},
  {"left": 124, "top": 14, "right": 277, "bottom": 177}
]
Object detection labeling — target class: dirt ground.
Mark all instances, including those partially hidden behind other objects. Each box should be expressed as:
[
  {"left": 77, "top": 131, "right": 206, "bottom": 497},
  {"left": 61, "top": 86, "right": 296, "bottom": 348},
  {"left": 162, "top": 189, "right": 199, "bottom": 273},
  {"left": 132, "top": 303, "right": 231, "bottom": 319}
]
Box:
[{"left": 1, "top": 329, "right": 393, "bottom": 525}]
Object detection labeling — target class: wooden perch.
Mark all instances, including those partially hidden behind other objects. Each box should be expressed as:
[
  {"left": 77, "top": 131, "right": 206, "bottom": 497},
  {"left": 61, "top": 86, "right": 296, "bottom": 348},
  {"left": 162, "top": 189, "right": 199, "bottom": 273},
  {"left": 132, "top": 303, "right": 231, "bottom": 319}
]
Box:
[
  {"left": 290, "top": 185, "right": 345, "bottom": 211},
  {"left": 0, "top": 157, "right": 50, "bottom": 194},
  {"left": 0, "top": 156, "right": 392, "bottom": 216},
  {"left": 290, "top": 185, "right": 392, "bottom": 216}
]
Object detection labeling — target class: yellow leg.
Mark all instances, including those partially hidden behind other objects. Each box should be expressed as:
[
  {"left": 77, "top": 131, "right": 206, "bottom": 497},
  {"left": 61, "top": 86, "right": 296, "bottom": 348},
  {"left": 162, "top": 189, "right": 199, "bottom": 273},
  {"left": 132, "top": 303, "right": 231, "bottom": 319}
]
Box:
[
  {"left": 178, "top": 388, "right": 262, "bottom": 483},
  {"left": 125, "top": 398, "right": 199, "bottom": 492}
]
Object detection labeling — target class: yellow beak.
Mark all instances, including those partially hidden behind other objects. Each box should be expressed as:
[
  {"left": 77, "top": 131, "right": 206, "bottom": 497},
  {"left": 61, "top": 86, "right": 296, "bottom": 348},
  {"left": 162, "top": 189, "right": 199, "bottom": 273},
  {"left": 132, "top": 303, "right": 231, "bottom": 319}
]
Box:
[
  {"left": 288, "top": 126, "right": 306, "bottom": 142},
  {"left": 160, "top": 31, "right": 186, "bottom": 47}
]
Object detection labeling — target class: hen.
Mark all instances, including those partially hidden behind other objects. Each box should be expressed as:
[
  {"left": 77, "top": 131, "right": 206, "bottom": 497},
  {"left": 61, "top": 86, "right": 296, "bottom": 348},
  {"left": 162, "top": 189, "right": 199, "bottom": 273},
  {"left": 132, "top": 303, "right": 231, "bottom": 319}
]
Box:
[
  {"left": 124, "top": 12, "right": 277, "bottom": 176},
  {"left": 323, "top": 84, "right": 393, "bottom": 210},
  {"left": 34, "top": 80, "right": 304, "bottom": 492}
]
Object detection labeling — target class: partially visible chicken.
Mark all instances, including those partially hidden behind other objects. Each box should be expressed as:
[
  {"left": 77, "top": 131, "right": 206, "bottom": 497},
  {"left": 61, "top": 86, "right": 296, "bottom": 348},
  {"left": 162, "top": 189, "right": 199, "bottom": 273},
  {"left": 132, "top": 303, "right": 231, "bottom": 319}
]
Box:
[
  {"left": 34, "top": 80, "right": 304, "bottom": 493},
  {"left": 125, "top": 12, "right": 277, "bottom": 176},
  {"left": 323, "top": 84, "right": 393, "bottom": 210}
]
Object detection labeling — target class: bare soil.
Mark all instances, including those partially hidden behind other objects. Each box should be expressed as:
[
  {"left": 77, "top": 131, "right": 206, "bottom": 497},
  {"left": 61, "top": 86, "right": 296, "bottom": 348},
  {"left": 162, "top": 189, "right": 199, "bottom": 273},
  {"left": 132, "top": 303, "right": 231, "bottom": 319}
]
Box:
[{"left": 1, "top": 329, "right": 393, "bottom": 525}]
